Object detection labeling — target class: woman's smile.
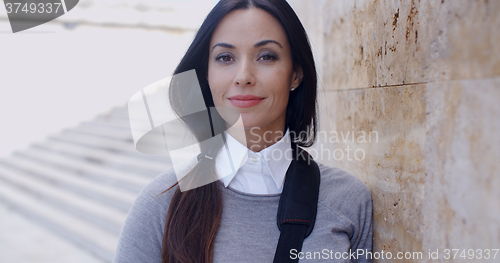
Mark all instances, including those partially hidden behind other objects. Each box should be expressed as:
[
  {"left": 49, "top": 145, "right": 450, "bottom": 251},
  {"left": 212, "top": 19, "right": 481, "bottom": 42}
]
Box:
[{"left": 228, "top": 94, "right": 265, "bottom": 108}]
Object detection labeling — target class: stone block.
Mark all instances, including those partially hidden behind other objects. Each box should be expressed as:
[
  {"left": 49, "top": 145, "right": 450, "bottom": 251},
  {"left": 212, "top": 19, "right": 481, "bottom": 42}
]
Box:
[
  {"left": 290, "top": 0, "right": 500, "bottom": 91},
  {"left": 289, "top": 0, "right": 500, "bottom": 259},
  {"left": 313, "top": 84, "right": 427, "bottom": 258},
  {"left": 323, "top": 0, "right": 423, "bottom": 90},
  {"left": 423, "top": 77, "right": 500, "bottom": 255},
  {"left": 420, "top": 0, "right": 500, "bottom": 82}
]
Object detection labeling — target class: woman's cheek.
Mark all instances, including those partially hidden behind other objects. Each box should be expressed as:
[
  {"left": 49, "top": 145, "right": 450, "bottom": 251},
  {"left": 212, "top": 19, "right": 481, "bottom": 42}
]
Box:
[{"left": 211, "top": 89, "right": 225, "bottom": 107}]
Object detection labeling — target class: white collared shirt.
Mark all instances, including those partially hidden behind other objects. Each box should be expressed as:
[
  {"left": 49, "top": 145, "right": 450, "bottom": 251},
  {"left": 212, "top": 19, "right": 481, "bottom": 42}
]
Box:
[{"left": 216, "top": 129, "right": 293, "bottom": 194}]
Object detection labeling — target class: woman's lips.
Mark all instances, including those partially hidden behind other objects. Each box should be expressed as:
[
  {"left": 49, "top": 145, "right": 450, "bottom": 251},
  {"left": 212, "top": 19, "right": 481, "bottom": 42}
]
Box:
[{"left": 228, "top": 95, "right": 265, "bottom": 108}]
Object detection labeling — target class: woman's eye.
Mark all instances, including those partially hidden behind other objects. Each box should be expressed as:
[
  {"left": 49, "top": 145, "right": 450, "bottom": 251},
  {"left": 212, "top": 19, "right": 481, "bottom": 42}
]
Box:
[
  {"left": 216, "top": 55, "right": 233, "bottom": 62},
  {"left": 259, "top": 53, "right": 277, "bottom": 61}
]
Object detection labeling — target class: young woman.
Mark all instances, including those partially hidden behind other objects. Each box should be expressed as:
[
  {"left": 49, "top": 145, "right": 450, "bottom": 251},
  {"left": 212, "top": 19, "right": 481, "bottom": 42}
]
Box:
[{"left": 114, "top": 0, "right": 372, "bottom": 262}]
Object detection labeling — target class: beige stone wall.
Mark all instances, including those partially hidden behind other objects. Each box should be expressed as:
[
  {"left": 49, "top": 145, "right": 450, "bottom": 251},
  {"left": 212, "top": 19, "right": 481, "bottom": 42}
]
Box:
[{"left": 288, "top": 0, "right": 500, "bottom": 261}]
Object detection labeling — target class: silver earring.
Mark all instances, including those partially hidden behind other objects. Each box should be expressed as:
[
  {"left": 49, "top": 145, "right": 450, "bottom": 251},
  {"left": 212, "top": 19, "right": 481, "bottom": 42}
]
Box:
[{"left": 291, "top": 87, "right": 296, "bottom": 91}]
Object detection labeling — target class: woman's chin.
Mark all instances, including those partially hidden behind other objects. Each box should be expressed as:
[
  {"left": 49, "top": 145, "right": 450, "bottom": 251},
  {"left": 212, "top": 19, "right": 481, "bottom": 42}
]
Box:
[
  {"left": 239, "top": 119, "right": 266, "bottom": 130},
  {"left": 228, "top": 123, "right": 260, "bottom": 130}
]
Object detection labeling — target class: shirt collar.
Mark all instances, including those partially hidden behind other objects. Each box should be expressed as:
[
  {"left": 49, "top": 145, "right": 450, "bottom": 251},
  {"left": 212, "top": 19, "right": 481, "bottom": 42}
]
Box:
[{"left": 216, "top": 129, "right": 293, "bottom": 190}]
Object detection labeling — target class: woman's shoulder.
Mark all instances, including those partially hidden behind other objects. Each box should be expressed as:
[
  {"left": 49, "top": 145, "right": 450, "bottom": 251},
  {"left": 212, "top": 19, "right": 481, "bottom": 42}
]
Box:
[
  {"left": 316, "top": 162, "right": 372, "bottom": 215},
  {"left": 314, "top": 163, "right": 373, "bottom": 251},
  {"left": 114, "top": 168, "right": 178, "bottom": 263},
  {"left": 317, "top": 163, "right": 370, "bottom": 192},
  {"left": 130, "top": 168, "right": 179, "bottom": 215}
]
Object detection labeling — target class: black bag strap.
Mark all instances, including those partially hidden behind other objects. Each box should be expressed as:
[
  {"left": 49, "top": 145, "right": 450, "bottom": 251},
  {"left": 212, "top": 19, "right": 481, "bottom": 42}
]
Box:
[{"left": 273, "top": 143, "right": 320, "bottom": 263}]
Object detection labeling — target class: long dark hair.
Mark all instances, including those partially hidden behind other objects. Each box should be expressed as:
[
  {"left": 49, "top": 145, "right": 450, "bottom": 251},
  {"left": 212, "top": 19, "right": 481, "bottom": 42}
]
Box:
[{"left": 161, "top": 1, "right": 317, "bottom": 262}]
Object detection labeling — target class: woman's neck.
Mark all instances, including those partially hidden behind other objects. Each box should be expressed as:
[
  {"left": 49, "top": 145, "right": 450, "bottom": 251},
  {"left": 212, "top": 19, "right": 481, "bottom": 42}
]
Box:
[{"left": 227, "top": 126, "right": 286, "bottom": 152}]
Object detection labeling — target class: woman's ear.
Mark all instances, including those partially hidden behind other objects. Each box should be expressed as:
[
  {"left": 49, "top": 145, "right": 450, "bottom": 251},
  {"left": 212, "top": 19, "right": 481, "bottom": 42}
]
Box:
[{"left": 291, "top": 66, "right": 303, "bottom": 91}]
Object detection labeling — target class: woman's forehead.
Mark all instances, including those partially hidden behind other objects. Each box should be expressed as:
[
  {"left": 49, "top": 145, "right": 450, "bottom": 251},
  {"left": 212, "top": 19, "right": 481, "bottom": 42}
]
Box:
[{"left": 209, "top": 8, "right": 289, "bottom": 49}]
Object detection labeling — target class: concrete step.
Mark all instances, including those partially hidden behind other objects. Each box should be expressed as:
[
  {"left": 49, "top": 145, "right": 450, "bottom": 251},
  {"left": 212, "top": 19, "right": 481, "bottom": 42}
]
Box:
[
  {"left": 65, "top": 120, "right": 181, "bottom": 153},
  {"left": 30, "top": 140, "right": 169, "bottom": 176},
  {"left": 48, "top": 131, "right": 168, "bottom": 164},
  {"left": 0, "top": 165, "right": 127, "bottom": 235},
  {"left": 68, "top": 122, "right": 135, "bottom": 141},
  {"left": 106, "top": 105, "right": 129, "bottom": 119},
  {"left": 88, "top": 114, "right": 132, "bottom": 130},
  {"left": 0, "top": 184, "right": 118, "bottom": 262},
  {"left": 0, "top": 156, "right": 136, "bottom": 213},
  {"left": 0, "top": 202, "right": 105, "bottom": 263},
  {"left": 12, "top": 148, "right": 152, "bottom": 194},
  {"left": 51, "top": 131, "right": 137, "bottom": 154},
  {"left": 0, "top": 105, "right": 176, "bottom": 263}
]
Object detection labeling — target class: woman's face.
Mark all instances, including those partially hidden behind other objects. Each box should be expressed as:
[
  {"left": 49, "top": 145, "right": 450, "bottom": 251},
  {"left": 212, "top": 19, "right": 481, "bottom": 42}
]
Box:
[{"left": 207, "top": 7, "right": 302, "bottom": 134}]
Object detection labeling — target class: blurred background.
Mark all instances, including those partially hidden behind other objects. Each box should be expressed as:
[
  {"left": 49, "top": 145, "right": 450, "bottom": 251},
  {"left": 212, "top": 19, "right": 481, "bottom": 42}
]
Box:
[
  {"left": 1, "top": 0, "right": 499, "bottom": 262},
  {"left": 0, "top": 0, "right": 217, "bottom": 262}
]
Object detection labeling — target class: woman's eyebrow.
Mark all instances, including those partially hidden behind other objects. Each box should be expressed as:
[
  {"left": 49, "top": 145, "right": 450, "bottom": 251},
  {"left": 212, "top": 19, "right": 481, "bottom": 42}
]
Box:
[
  {"left": 212, "top": 43, "right": 235, "bottom": 50},
  {"left": 254, "top": 39, "right": 282, "bottom": 48},
  {"left": 212, "top": 40, "right": 283, "bottom": 50}
]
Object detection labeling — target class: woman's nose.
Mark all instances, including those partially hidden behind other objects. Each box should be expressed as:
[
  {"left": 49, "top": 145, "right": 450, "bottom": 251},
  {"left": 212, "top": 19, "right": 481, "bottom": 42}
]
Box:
[{"left": 234, "top": 59, "right": 256, "bottom": 86}]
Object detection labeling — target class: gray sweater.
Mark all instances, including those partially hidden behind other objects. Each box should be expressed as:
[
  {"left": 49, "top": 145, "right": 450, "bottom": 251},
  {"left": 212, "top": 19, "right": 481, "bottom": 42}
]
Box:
[{"left": 113, "top": 163, "right": 373, "bottom": 262}]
